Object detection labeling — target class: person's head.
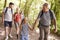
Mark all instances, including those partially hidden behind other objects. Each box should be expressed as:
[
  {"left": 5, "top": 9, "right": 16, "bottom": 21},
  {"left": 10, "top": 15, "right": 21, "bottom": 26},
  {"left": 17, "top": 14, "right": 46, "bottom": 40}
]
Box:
[
  {"left": 16, "top": 7, "right": 20, "bottom": 13},
  {"left": 42, "top": 3, "right": 49, "bottom": 12},
  {"left": 21, "top": 17, "right": 28, "bottom": 24},
  {"left": 9, "top": 2, "right": 14, "bottom": 8}
]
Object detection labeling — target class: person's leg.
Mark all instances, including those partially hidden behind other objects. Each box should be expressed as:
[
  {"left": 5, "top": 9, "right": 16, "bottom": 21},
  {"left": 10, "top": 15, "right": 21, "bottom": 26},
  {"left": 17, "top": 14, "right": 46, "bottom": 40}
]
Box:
[
  {"left": 25, "top": 35, "right": 28, "bottom": 40},
  {"left": 9, "top": 27, "right": 13, "bottom": 38},
  {"left": 20, "top": 35, "right": 25, "bottom": 40},
  {"left": 5, "top": 27, "right": 9, "bottom": 39},
  {"left": 8, "top": 21, "right": 13, "bottom": 38},
  {"left": 39, "top": 27, "right": 44, "bottom": 40},
  {"left": 14, "top": 22, "right": 17, "bottom": 33},
  {"left": 17, "top": 25, "right": 20, "bottom": 39},
  {"left": 44, "top": 26, "right": 50, "bottom": 40},
  {"left": 14, "top": 22, "right": 20, "bottom": 39},
  {"left": 4, "top": 21, "right": 9, "bottom": 40},
  {"left": 17, "top": 23, "right": 20, "bottom": 35}
]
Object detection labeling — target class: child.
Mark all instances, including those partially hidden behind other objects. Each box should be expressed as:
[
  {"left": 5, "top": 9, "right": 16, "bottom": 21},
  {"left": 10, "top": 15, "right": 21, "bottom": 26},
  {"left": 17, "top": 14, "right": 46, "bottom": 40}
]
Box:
[
  {"left": 14, "top": 8, "right": 21, "bottom": 39},
  {"left": 20, "top": 17, "right": 33, "bottom": 40}
]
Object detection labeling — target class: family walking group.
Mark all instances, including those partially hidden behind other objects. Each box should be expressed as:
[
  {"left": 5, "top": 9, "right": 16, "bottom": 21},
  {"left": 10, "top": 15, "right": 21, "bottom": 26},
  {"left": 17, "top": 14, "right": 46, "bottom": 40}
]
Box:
[{"left": 2, "top": 2, "right": 57, "bottom": 40}]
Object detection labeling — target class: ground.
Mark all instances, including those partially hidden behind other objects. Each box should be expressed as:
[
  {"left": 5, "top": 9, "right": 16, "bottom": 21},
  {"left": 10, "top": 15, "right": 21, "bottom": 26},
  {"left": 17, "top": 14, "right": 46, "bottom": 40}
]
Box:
[{"left": 0, "top": 18, "right": 60, "bottom": 40}]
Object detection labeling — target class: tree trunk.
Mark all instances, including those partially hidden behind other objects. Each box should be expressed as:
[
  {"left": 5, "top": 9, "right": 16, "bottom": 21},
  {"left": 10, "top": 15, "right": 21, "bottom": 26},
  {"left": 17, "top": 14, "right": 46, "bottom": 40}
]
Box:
[
  {"left": 19, "top": 0, "right": 21, "bottom": 7},
  {"left": 24, "top": 0, "right": 34, "bottom": 17},
  {"left": 4, "top": 0, "right": 7, "bottom": 8}
]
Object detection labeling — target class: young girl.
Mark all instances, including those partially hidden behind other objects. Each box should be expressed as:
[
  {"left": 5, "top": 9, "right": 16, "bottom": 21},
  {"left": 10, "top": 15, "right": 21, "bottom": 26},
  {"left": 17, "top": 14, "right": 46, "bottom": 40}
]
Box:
[
  {"left": 20, "top": 17, "right": 33, "bottom": 40},
  {"left": 14, "top": 8, "right": 21, "bottom": 39}
]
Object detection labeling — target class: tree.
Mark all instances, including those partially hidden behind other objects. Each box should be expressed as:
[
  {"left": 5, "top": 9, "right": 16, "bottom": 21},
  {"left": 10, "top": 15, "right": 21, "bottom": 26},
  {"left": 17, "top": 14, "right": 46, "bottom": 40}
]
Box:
[
  {"left": 19, "top": 0, "right": 21, "bottom": 7},
  {"left": 24, "top": 0, "right": 34, "bottom": 17},
  {"left": 4, "top": 0, "right": 7, "bottom": 8}
]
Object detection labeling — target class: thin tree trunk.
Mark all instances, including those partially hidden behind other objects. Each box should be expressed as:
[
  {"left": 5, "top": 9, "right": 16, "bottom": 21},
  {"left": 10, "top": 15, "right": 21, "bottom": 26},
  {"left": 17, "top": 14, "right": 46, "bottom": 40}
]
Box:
[
  {"left": 19, "top": 0, "right": 21, "bottom": 7},
  {"left": 4, "top": 0, "right": 7, "bottom": 8}
]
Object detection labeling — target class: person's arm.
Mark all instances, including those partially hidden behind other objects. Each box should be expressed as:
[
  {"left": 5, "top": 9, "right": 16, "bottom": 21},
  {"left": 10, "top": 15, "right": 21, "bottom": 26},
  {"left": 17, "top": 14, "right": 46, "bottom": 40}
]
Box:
[
  {"left": 34, "top": 18, "right": 40, "bottom": 26},
  {"left": 33, "top": 11, "right": 41, "bottom": 29},
  {"left": 2, "top": 12, "right": 4, "bottom": 23},
  {"left": 52, "top": 18, "right": 57, "bottom": 32},
  {"left": 13, "top": 13, "right": 16, "bottom": 20},
  {"left": 51, "top": 11, "right": 57, "bottom": 32},
  {"left": 12, "top": 14, "right": 14, "bottom": 21},
  {"left": 54, "top": 19, "right": 57, "bottom": 31},
  {"left": 33, "top": 18, "right": 40, "bottom": 29},
  {"left": 12, "top": 10, "right": 15, "bottom": 22},
  {"left": 2, "top": 8, "right": 5, "bottom": 23},
  {"left": 28, "top": 23, "right": 33, "bottom": 31}
]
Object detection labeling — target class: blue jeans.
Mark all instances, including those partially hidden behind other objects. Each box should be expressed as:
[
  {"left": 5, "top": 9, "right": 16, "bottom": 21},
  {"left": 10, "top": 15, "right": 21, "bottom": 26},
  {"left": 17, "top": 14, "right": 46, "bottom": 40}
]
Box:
[{"left": 20, "top": 35, "right": 28, "bottom": 40}]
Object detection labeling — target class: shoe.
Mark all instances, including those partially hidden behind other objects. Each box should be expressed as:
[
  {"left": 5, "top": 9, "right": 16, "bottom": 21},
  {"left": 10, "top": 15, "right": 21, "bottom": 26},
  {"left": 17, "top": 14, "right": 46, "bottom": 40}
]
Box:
[
  {"left": 5, "top": 36, "right": 8, "bottom": 40},
  {"left": 17, "top": 34, "right": 18, "bottom": 39},
  {"left": 9, "top": 34, "right": 13, "bottom": 38}
]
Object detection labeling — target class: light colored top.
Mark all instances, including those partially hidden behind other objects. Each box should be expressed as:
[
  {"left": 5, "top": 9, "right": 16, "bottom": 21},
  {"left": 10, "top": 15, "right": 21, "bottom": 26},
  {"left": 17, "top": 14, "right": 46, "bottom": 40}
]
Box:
[{"left": 3, "top": 7, "right": 14, "bottom": 21}]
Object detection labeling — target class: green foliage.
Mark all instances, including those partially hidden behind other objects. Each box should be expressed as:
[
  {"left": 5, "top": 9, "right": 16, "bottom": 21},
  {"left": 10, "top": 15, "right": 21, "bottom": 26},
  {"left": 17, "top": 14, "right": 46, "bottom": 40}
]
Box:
[
  {"left": 0, "top": 0, "right": 4, "bottom": 16},
  {"left": 47, "top": 0, "right": 60, "bottom": 35}
]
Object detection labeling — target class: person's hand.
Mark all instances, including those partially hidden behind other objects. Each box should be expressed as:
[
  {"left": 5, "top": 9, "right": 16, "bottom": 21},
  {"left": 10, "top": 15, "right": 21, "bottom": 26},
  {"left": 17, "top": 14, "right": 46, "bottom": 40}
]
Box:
[
  {"left": 33, "top": 26, "right": 35, "bottom": 30},
  {"left": 32, "top": 23, "right": 35, "bottom": 29},
  {"left": 53, "top": 28, "right": 57, "bottom": 33},
  {"left": 31, "top": 26, "right": 35, "bottom": 31},
  {"left": 31, "top": 29, "right": 33, "bottom": 31}
]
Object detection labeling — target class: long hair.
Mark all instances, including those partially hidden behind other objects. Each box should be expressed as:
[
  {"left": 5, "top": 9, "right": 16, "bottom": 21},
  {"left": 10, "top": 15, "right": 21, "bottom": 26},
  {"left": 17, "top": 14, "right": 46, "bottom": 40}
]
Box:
[{"left": 21, "top": 18, "right": 25, "bottom": 25}]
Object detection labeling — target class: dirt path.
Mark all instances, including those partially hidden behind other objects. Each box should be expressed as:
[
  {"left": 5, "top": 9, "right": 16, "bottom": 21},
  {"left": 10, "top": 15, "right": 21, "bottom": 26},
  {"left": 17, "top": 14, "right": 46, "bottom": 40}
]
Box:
[
  {"left": 0, "top": 17, "right": 60, "bottom": 40},
  {"left": 0, "top": 26, "right": 60, "bottom": 40}
]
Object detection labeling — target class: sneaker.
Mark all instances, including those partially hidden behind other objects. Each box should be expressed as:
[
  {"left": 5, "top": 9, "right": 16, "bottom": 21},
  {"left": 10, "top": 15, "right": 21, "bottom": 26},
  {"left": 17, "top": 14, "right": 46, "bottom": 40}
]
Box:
[
  {"left": 5, "top": 36, "right": 8, "bottom": 40},
  {"left": 9, "top": 34, "right": 13, "bottom": 38},
  {"left": 17, "top": 34, "right": 18, "bottom": 39}
]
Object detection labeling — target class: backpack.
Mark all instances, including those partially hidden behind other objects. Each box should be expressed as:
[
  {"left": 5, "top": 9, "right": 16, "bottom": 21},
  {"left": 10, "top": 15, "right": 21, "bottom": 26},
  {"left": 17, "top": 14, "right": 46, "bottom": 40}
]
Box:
[
  {"left": 5, "top": 7, "right": 13, "bottom": 14},
  {"left": 40, "top": 9, "right": 53, "bottom": 20}
]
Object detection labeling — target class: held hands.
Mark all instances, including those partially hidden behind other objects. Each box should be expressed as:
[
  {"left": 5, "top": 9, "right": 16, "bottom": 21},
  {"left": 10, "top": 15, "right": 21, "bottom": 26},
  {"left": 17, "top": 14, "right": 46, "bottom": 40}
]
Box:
[
  {"left": 30, "top": 26, "right": 35, "bottom": 31},
  {"left": 30, "top": 26, "right": 34, "bottom": 31},
  {"left": 31, "top": 25, "right": 35, "bottom": 31},
  {"left": 30, "top": 23, "right": 36, "bottom": 31}
]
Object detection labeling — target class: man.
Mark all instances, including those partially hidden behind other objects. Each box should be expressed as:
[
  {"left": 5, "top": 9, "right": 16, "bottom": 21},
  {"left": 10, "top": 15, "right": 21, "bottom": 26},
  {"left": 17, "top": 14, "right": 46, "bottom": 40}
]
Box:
[
  {"left": 2, "top": 2, "right": 14, "bottom": 40},
  {"left": 33, "top": 3, "right": 57, "bottom": 40}
]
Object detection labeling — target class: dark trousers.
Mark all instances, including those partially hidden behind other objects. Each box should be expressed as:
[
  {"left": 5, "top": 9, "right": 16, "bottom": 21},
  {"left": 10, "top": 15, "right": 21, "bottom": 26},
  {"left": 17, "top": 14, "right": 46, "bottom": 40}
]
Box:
[{"left": 39, "top": 26, "right": 50, "bottom": 40}]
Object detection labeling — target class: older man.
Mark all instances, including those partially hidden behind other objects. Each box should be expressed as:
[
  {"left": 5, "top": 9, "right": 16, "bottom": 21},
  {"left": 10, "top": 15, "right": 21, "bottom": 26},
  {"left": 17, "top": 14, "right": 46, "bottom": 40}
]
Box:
[{"left": 33, "top": 3, "right": 57, "bottom": 40}]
